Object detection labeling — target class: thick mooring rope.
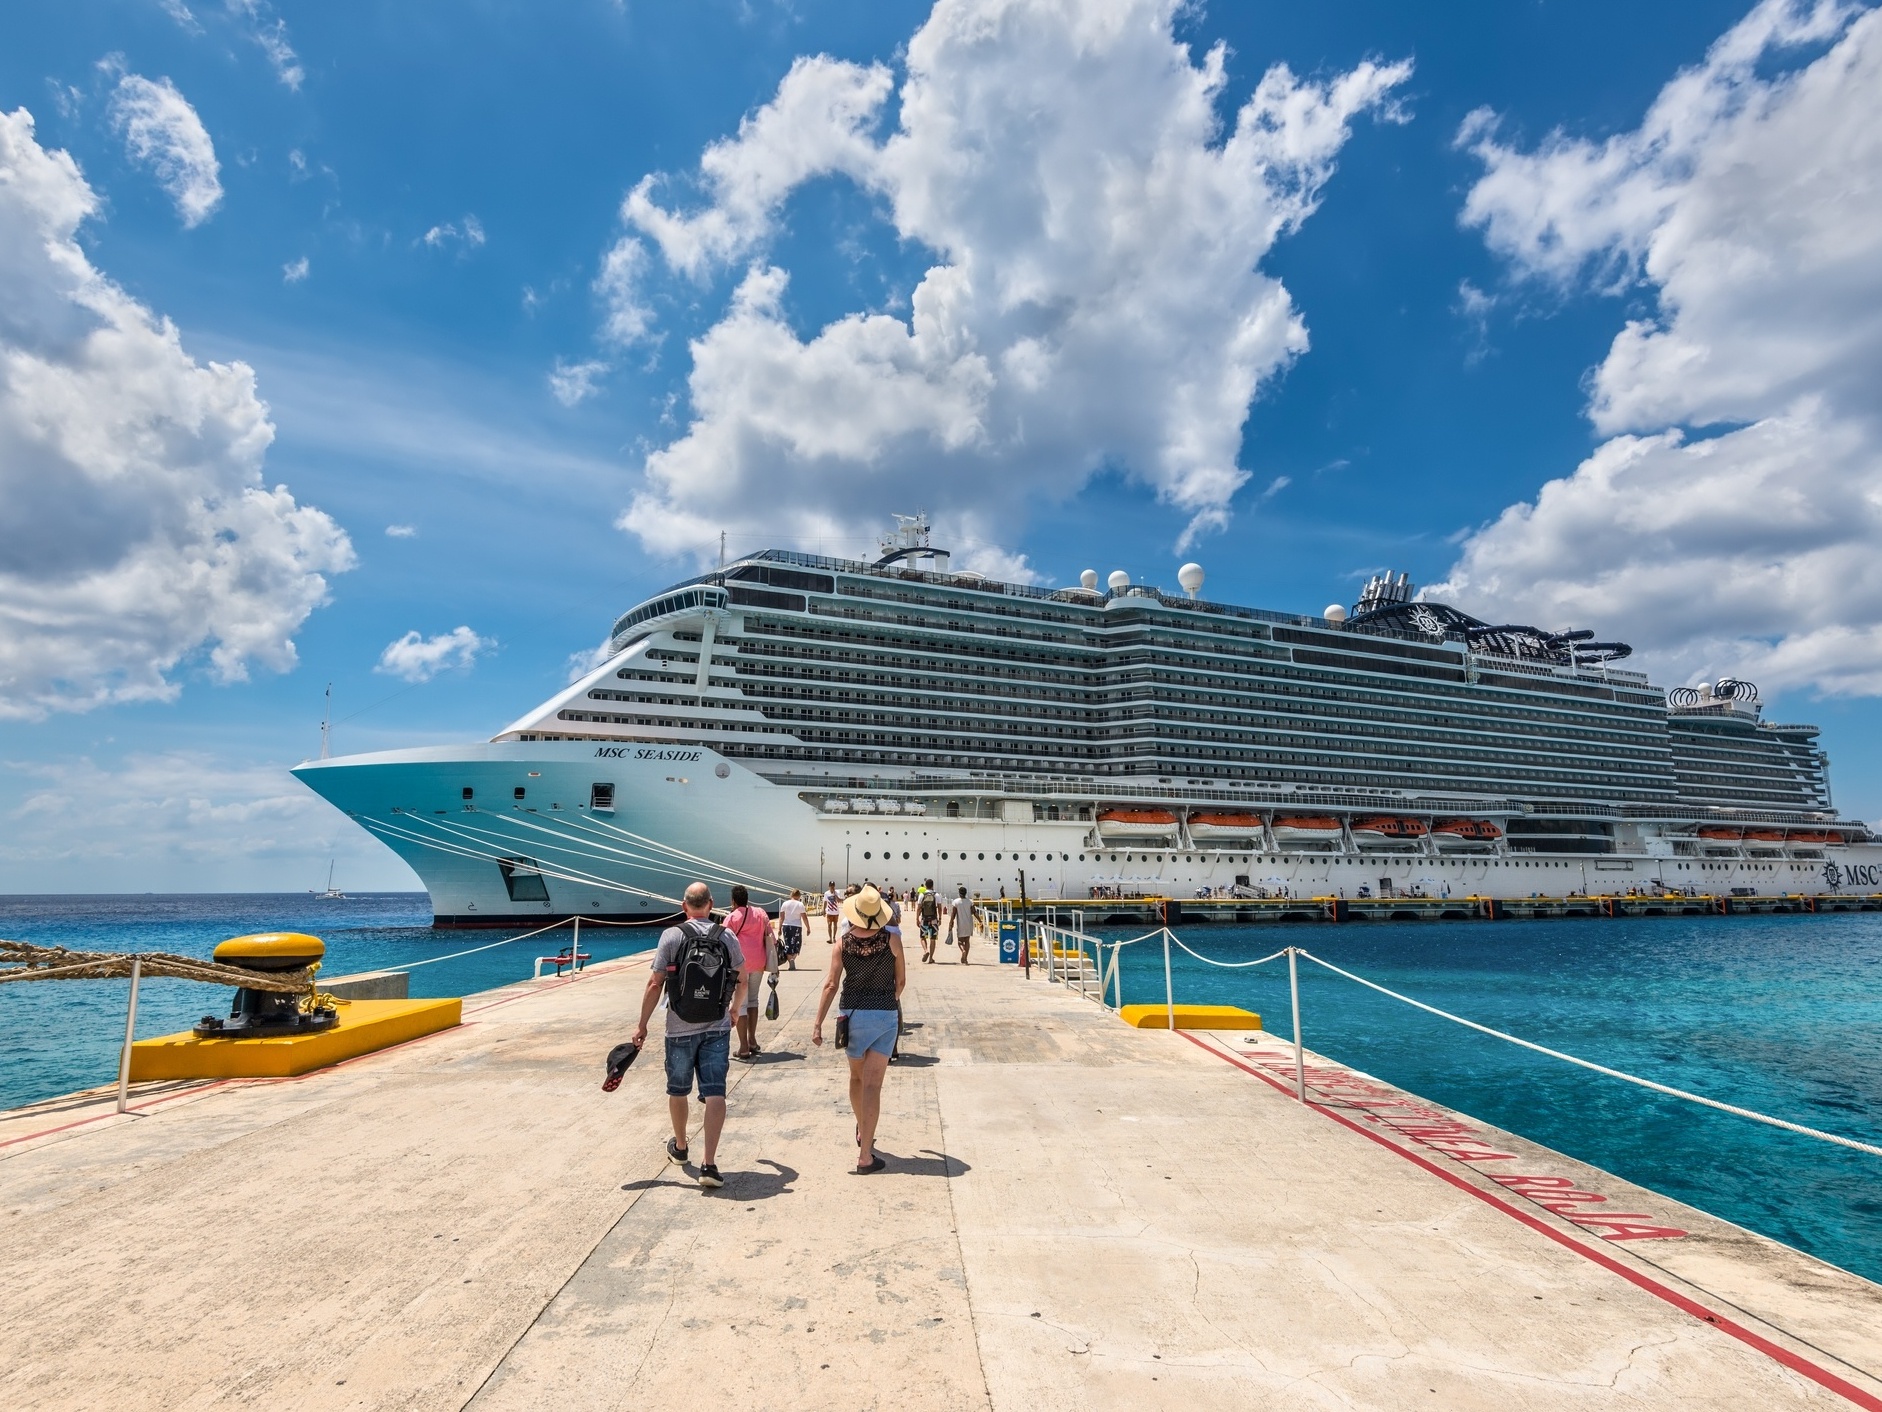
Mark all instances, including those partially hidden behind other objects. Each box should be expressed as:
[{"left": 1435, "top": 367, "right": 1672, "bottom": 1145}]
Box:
[{"left": 0, "top": 941, "right": 313, "bottom": 993}]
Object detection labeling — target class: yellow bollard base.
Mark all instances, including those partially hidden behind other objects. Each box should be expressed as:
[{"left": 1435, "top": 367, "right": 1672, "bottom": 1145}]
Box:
[
  {"left": 1119, "top": 1004, "right": 1261, "bottom": 1031},
  {"left": 129, "top": 998, "right": 462, "bottom": 1080}
]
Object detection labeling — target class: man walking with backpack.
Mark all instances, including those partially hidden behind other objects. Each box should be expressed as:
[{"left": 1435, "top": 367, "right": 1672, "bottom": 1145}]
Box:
[{"left": 631, "top": 882, "right": 746, "bottom": 1189}]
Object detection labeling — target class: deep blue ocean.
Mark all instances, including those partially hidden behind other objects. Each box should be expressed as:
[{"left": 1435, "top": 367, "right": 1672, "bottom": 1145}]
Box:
[{"left": 3, "top": 896, "right": 1878, "bottom": 1285}]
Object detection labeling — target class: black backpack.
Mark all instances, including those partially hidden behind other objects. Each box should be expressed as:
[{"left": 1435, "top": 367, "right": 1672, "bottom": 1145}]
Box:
[{"left": 665, "top": 918, "right": 739, "bottom": 1024}]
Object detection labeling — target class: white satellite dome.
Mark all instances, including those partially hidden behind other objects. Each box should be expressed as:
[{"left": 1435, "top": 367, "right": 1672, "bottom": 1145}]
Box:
[
  {"left": 1107, "top": 569, "right": 1131, "bottom": 592},
  {"left": 1177, "top": 562, "right": 1205, "bottom": 598},
  {"left": 1080, "top": 569, "right": 1099, "bottom": 591},
  {"left": 1324, "top": 604, "right": 1348, "bottom": 624}
]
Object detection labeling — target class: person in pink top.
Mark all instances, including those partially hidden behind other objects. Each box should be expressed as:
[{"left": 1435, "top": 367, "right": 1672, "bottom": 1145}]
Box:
[{"left": 724, "top": 884, "right": 774, "bottom": 1061}]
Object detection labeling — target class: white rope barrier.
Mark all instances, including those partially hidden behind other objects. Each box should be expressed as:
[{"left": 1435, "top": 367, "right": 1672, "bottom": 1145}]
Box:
[
  {"left": 1166, "top": 931, "right": 1289, "bottom": 970},
  {"left": 1295, "top": 949, "right": 1882, "bottom": 1160}
]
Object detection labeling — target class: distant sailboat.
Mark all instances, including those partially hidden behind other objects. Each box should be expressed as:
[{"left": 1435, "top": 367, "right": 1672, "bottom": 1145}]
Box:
[{"left": 313, "top": 860, "right": 347, "bottom": 899}]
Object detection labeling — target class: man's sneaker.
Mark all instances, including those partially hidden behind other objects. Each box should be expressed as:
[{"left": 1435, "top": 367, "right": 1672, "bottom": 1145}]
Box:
[
  {"left": 666, "top": 1137, "right": 688, "bottom": 1165},
  {"left": 698, "top": 1163, "right": 724, "bottom": 1189}
]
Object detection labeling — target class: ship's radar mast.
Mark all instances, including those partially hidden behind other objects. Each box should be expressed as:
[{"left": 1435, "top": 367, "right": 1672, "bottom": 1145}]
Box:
[{"left": 875, "top": 512, "right": 951, "bottom": 570}]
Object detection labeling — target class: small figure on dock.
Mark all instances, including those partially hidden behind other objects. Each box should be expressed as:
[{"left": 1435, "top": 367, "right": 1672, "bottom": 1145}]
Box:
[
  {"left": 917, "top": 884, "right": 940, "bottom": 963},
  {"left": 813, "top": 885, "right": 907, "bottom": 1174},
  {"left": 946, "top": 885, "right": 974, "bottom": 964},
  {"left": 725, "top": 884, "right": 774, "bottom": 1062},
  {"left": 823, "top": 883, "right": 841, "bottom": 943},
  {"left": 632, "top": 882, "right": 746, "bottom": 1190},
  {"left": 777, "top": 888, "right": 806, "bottom": 970}
]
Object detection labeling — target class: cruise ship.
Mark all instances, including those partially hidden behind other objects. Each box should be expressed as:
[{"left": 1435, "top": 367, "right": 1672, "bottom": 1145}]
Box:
[{"left": 295, "top": 517, "right": 1881, "bottom": 923}]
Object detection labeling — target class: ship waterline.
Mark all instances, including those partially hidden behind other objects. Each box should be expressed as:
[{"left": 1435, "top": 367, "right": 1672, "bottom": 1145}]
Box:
[{"left": 294, "top": 522, "right": 1881, "bottom": 923}]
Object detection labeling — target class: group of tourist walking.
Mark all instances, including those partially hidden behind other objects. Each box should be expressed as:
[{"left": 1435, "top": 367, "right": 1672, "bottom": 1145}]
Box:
[{"left": 624, "top": 877, "right": 982, "bottom": 1186}]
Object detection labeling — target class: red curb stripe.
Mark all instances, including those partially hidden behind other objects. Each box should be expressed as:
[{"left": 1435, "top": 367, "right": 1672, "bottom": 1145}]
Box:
[{"left": 1178, "top": 1031, "right": 1882, "bottom": 1411}]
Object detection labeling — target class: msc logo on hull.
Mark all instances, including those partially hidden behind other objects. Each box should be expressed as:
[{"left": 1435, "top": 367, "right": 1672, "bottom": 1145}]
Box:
[
  {"left": 595, "top": 746, "right": 704, "bottom": 762},
  {"left": 1825, "top": 861, "right": 1880, "bottom": 889}
]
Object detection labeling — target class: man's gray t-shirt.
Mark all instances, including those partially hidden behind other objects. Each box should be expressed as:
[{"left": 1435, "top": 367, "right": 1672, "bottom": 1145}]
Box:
[
  {"left": 652, "top": 921, "right": 739, "bottom": 1037},
  {"left": 947, "top": 898, "right": 974, "bottom": 934}
]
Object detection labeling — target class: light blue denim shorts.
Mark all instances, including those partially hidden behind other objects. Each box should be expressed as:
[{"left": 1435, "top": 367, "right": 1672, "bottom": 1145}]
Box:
[{"left": 843, "top": 1008, "right": 898, "bottom": 1059}]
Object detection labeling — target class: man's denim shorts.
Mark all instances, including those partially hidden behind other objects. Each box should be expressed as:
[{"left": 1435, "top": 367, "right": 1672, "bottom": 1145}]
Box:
[{"left": 664, "top": 1029, "right": 731, "bottom": 1098}]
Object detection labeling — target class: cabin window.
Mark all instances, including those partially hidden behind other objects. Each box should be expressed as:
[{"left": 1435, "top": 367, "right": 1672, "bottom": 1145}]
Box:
[
  {"left": 514, "top": 786, "right": 526, "bottom": 800},
  {"left": 462, "top": 786, "right": 474, "bottom": 800}
]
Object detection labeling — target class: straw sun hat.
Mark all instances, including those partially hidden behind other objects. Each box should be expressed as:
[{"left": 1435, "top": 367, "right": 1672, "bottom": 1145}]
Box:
[{"left": 839, "top": 885, "right": 893, "bottom": 931}]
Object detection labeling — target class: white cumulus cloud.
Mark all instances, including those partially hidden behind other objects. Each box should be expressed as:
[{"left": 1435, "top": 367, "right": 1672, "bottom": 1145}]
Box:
[
  {"left": 375, "top": 626, "right": 490, "bottom": 682},
  {"left": 106, "top": 72, "right": 222, "bottom": 227},
  {"left": 282, "top": 254, "right": 309, "bottom": 283},
  {"left": 0, "top": 108, "right": 353, "bottom": 719},
  {"left": 384, "top": 523, "right": 416, "bottom": 538},
  {"left": 549, "top": 357, "right": 611, "bottom": 407},
  {"left": 1439, "top": 0, "right": 1882, "bottom": 697},
  {"left": 602, "top": 0, "right": 1409, "bottom": 561}
]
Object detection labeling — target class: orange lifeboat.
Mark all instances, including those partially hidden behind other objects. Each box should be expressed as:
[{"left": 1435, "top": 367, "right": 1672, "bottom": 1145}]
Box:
[
  {"left": 1743, "top": 828, "right": 1786, "bottom": 844},
  {"left": 1350, "top": 816, "right": 1428, "bottom": 847},
  {"left": 1270, "top": 815, "right": 1343, "bottom": 846},
  {"left": 1096, "top": 808, "right": 1180, "bottom": 841},
  {"left": 1187, "top": 811, "right": 1264, "bottom": 842},
  {"left": 1697, "top": 826, "right": 1743, "bottom": 840},
  {"left": 1788, "top": 830, "right": 1835, "bottom": 846},
  {"left": 1432, "top": 818, "right": 1498, "bottom": 848}
]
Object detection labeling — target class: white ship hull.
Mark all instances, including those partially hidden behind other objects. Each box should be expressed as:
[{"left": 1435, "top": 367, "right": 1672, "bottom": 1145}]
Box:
[{"left": 294, "top": 741, "right": 1882, "bottom": 925}]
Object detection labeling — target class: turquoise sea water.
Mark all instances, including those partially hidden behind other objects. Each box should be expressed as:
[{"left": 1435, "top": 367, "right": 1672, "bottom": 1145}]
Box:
[
  {"left": 0, "top": 894, "right": 664, "bottom": 1117},
  {"left": 1105, "top": 913, "right": 1882, "bottom": 1285},
  {"left": 3, "top": 897, "right": 1878, "bottom": 1285}
]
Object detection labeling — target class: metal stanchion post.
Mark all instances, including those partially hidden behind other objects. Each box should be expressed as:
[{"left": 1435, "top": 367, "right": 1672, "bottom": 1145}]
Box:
[
  {"left": 572, "top": 915, "right": 582, "bottom": 973},
  {"left": 1162, "top": 928, "right": 1175, "bottom": 1032},
  {"left": 1288, "top": 947, "right": 1306, "bottom": 1103},
  {"left": 116, "top": 955, "right": 143, "bottom": 1114}
]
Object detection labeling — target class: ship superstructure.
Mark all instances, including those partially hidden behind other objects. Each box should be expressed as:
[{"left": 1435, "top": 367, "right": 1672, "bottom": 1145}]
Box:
[{"left": 296, "top": 520, "right": 1876, "bottom": 923}]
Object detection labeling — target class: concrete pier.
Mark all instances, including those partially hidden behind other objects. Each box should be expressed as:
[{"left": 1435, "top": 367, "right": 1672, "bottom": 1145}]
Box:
[{"left": 3, "top": 943, "right": 1879, "bottom": 1409}]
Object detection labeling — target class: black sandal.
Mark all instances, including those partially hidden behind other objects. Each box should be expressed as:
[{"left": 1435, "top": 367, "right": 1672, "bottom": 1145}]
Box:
[{"left": 853, "top": 1156, "right": 886, "bottom": 1175}]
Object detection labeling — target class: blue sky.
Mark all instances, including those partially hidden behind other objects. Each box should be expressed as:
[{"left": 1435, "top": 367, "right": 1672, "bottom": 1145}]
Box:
[{"left": 2, "top": 0, "right": 1879, "bottom": 890}]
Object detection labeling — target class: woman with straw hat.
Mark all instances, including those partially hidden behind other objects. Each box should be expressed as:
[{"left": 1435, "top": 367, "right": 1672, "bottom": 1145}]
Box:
[{"left": 812, "top": 884, "right": 906, "bottom": 1173}]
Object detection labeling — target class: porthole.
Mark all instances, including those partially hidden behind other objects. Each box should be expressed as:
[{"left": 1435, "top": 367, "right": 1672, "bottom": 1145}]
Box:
[
  {"left": 864, "top": 851, "right": 872, "bottom": 859},
  {"left": 1030, "top": 853, "right": 1037, "bottom": 861},
  {"left": 922, "top": 852, "right": 930, "bottom": 860},
  {"left": 978, "top": 853, "right": 985, "bottom": 861},
  {"left": 903, "top": 852, "right": 910, "bottom": 860},
  {"left": 1078, "top": 855, "right": 1085, "bottom": 862}
]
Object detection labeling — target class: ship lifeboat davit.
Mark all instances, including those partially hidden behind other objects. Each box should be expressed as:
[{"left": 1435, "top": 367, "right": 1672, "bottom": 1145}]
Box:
[
  {"left": 1186, "top": 811, "right": 1264, "bottom": 843},
  {"left": 1097, "top": 808, "right": 1181, "bottom": 841},
  {"left": 1350, "top": 816, "right": 1429, "bottom": 848},
  {"left": 1269, "top": 815, "right": 1343, "bottom": 847},
  {"left": 1431, "top": 818, "right": 1500, "bottom": 849}
]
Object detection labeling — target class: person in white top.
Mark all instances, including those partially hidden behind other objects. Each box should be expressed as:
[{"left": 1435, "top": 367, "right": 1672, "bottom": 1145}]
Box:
[
  {"left": 944, "top": 885, "right": 976, "bottom": 964},
  {"left": 822, "top": 883, "right": 841, "bottom": 943},
  {"left": 777, "top": 888, "right": 808, "bottom": 970}
]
